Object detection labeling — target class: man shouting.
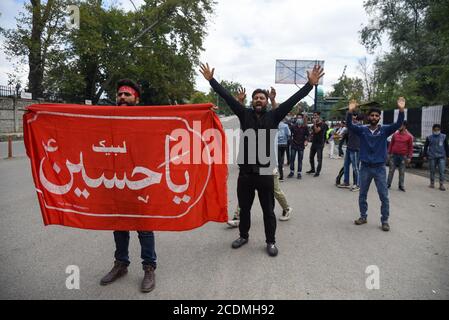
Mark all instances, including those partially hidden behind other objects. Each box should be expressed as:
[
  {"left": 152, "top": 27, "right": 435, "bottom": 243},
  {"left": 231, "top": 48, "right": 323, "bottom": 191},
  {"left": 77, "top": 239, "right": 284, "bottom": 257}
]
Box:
[{"left": 200, "top": 63, "right": 324, "bottom": 256}]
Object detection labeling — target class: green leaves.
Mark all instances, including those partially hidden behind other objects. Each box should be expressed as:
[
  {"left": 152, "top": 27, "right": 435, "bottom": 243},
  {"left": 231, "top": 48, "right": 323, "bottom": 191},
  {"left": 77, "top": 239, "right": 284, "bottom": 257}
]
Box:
[
  {"left": 360, "top": 0, "right": 448, "bottom": 108},
  {"left": 1, "top": 0, "right": 215, "bottom": 104}
]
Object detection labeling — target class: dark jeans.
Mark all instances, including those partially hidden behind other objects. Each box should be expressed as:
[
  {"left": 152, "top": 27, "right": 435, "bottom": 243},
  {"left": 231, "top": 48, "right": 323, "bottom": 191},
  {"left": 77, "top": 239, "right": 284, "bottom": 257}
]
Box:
[
  {"left": 309, "top": 144, "right": 324, "bottom": 173},
  {"left": 387, "top": 155, "right": 406, "bottom": 188},
  {"left": 278, "top": 145, "right": 288, "bottom": 179},
  {"left": 113, "top": 231, "right": 157, "bottom": 269},
  {"left": 359, "top": 163, "right": 389, "bottom": 224},
  {"left": 237, "top": 172, "right": 276, "bottom": 244},
  {"left": 290, "top": 146, "right": 304, "bottom": 174}
]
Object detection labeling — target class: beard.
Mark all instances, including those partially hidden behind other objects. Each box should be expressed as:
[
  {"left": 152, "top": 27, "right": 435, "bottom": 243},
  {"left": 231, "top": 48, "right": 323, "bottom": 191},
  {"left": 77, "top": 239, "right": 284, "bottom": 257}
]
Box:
[
  {"left": 369, "top": 119, "right": 379, "bottom": 126},
  {"left": 253, "top": 104, "right": 266, "bottom": 113},
  {"left": 117, "top": 100, "right": 135, "bottom": 106}
]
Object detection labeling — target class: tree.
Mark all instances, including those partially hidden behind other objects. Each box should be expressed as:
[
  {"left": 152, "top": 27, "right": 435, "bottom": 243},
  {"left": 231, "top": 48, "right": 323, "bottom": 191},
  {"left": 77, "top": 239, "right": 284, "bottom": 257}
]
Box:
[
  {"left": 1, "top": 0, "right": 215, "bottom": 104},
  {"left": 1, "top": 0, "right": 70, "bottom": 99},
  {"left": 206, "top": 80, "right": 245, "bottom": 116},
  {"left": 360, "top": 0, "right": 449, "bottom": 107}
]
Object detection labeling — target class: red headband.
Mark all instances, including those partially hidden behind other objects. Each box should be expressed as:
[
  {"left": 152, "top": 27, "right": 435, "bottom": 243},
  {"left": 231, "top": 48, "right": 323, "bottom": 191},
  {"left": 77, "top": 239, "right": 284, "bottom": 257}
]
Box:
[{"left": 118, "top": 86, "right": 139, "bottom": 98}]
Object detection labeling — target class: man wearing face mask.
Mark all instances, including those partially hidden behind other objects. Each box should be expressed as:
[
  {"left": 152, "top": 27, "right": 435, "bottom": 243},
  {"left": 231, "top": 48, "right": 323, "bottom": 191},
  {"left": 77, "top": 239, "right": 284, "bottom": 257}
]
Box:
[
  {"left": 347, "top": 98, "right": 405, "bottom": 232},
  {"left": 100, "top": 79, "right": 157, "bottom": 293},
  {"left": 424, "top": 124, "right": 449, "bottom": 191},
  {"left": 200, "top": 63, "right": 324, "bottom": 256},
  {"left": 307, "top": 111, "right": 326, "bottom": 177},
  {"left": 288, "top": 114, "right": 309, "bottom": 179}
]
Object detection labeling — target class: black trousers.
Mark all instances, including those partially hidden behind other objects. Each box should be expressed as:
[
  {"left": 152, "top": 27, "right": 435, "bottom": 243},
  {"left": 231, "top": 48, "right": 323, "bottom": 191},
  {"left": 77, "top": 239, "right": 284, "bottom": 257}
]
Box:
[
  {"left": 338, "top": 139, "right": 345, "bottom": 157},
  {"left": 277, "top": 145, "right": 288, "bottom": 179},
  {"left": 237, "top": 172, "right": 276, "bottom": 244},
  {"left": 309, "top": 144, "right": 324, "bottom": 173}
]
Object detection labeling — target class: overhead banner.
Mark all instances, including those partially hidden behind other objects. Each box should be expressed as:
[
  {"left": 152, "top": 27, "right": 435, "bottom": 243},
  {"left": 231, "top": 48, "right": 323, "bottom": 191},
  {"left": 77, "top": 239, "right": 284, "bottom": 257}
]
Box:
[{"left": 23, "top": 103, "right": 228, "bottom": 231}]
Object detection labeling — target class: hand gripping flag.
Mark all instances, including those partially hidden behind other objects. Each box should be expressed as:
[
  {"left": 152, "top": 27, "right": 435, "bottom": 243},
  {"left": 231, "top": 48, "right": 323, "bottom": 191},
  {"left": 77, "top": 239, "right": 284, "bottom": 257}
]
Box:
[{"left": 23, "top": 103, "right": 228, "bottom": 231}]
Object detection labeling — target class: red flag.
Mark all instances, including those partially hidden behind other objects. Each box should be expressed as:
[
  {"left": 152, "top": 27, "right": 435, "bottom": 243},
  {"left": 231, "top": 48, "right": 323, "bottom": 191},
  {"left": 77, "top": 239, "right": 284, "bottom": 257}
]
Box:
[{"left": 23, "top": 103, "right": 228, "bottom": 231}]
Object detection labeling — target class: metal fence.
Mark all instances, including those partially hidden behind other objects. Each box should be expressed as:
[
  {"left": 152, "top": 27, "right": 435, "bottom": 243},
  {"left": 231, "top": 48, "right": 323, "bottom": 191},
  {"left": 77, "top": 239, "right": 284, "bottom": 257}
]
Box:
[{"left": 0, "top": 85, "right": 18, "bottom": 98}]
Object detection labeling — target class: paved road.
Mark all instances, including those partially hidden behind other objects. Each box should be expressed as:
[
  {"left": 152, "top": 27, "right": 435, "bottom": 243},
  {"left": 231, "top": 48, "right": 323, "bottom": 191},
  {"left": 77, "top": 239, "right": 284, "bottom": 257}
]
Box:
[{"left": 1, "top": 116, "right": 448, "bottom": 299}]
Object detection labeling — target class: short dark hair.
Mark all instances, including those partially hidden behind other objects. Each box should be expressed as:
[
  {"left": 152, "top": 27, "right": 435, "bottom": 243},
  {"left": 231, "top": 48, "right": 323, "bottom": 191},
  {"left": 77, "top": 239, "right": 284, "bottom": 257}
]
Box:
[
  {"left": 313, "top": 111, "right": 321, "bottom": 116},
  {"left": 251, "top": 89, "right": 268, "bottom": 99},
  {"left": 368, "top": 107, "right": 381, "bottom": 116},
  {"left": 432, "top": 124, "right": 441, "bottom": 130},
  {"left": 116, "top": 78, "right": 142, "bottom": 97}
]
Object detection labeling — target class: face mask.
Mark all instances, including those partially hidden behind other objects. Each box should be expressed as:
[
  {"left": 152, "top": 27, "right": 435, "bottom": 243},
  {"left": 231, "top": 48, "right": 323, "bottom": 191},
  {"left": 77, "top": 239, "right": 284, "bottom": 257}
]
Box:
[
  {"left": 297, "top": 119, "right": 304, "bottom": 125},
  {"left": 433, "top": 131, "right": 441, "bottom": 135}
]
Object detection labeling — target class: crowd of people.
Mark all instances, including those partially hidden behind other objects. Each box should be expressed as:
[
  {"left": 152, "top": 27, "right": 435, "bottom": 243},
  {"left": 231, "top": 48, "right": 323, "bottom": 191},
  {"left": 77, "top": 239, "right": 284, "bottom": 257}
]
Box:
[{"left": 98, "top": 67, "right": 448, "bottom": 294}]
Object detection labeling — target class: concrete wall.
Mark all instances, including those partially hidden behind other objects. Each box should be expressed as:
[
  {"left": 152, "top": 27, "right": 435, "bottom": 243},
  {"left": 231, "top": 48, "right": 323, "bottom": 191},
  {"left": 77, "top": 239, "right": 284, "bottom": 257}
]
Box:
[{"left": 0, "top": 97, "right": 39, "bottom": 134}]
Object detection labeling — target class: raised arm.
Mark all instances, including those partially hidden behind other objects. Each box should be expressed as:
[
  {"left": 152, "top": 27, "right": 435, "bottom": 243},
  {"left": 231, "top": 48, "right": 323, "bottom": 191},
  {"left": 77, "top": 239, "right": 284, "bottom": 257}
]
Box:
[
  {"left": 200, "top": 63, "right": 246, "bottom": 118},
  {"left": 346, "top": 100, "right": 363, "bottom": 135},
  {"left": 273, "top": 65, "right": 324, "bottom": 122},
  {"left": 384, "top": 97, "right": 406, "bottom": 136}
]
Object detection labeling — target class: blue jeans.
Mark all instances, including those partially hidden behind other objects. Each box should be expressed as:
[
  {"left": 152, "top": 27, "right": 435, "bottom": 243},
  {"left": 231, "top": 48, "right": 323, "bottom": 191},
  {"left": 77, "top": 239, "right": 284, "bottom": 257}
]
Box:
[
  {"left": 429, "top": 157, "right": 446, "bottom": 184},
  {"left": 290, "top": 146, "right": 304, "bottom": 174},
  {"left": 359, "top": 164, "right": 389, "bottom": 223},
  {"left": 343, "top": 149, "right": 360, "bottom": 186},
  {"left": 113, "top": 231, "right": 157, "bottom": 269}
]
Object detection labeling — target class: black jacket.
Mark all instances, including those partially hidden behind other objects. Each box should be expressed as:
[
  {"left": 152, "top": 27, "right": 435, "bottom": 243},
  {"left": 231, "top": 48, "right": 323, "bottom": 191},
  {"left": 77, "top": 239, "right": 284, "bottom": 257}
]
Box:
[{"left": 210, "top": 78, "right": 313, "bottom": 173}]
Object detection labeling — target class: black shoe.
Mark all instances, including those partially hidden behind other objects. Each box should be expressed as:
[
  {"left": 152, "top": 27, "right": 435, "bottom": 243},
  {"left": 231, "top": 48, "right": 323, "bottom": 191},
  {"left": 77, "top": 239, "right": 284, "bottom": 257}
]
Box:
[
  {"left": 313, "top": 173, "right": 320, "bottom": 177},
  {"left": 266, "top": 243, "right": 278, "bottom": 257},
  {"left": 306, "top": 170, "right": 315, "bottom": 174},
  {"left": 297, "top": 173, "right": 302, "bottom": 179},
  {"left": 387, "top": 184, "right": 391, "bottom": 189},
  {"left": 399, "top": 186, "right": 405, "bottom": 192},
  {"left": 287, "top": 172, "right": 294, "bottom": 178},
  {"left": 232, "top": 237, "right": 248, "bottom": 249},
  {"left": 382, "top": 223, "right": 390, "bottom": 232},
  {"left": 354, "top": 217, "right": 367, "bottom": 225},
  {"left": 279, "top": 177, "right": 284, "bottom": 182}
]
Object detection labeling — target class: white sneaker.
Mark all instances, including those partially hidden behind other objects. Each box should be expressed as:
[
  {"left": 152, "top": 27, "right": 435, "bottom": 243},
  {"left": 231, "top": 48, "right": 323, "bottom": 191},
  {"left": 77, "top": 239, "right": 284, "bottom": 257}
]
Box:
[
  {"left": 351, "top": 185, "right": 360, "bottom": 192},
  {"left": 227, "top": 213, "right": 240, "bottom": 228},
  {"left": 279, "top": 207, "right": 292, "bottom": 221}
]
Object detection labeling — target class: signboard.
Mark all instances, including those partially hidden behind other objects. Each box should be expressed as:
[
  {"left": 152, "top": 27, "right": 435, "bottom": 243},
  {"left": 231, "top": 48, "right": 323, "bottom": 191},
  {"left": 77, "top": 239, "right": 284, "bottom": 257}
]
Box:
[
  {"left": 21, "top": 91, "right": 33, "bottom": 100},
  {"left": 275, "top": 60, "right": 325, "bottom": 85}
]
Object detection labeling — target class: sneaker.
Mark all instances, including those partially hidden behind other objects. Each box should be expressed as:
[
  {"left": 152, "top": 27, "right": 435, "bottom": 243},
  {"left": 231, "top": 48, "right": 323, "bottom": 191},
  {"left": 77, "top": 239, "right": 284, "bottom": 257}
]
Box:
[
  {"left": 440, "top": 184, "right": 446, "bottom": 191},
  {"left": 266, "top": 243, "right": 278, "bottom": 257},
  {"left": 287, "top": 172, "right": 294, "bottom": 178},
  {"left": 306, "top": 170, "right": 315, "bottom": 174},
  {"left": 227, "top": 213, "right": 240, "bottom": 228},
  {"left": 337, "top": 183, "right": 351, "bottom": 189},
  {"left": 279, "top": 207, "right": 292, "bottom": 221},
  {"left": 231, "top": 237, "right": 248, "bottom": 249},
  {"left": 429, "top": 183, "right": 435, "bottom": 189},
  {"left": 279, "top": 177, "right": 284, "bottom": 182},
  {"left": 399, "top": 186, "right": 406, "bottom": 192},
  {"left": 351, "top": 185, "right": 360, "bottom": 192},
  {"left": 354, "top": 217, "right": 367, "bottom": 225},
  {"left": 382, "top": 223, "right": 390, "bottom": 232},
  {"left": 297, "top": 173, "right": 302, "bottom": 180}
]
